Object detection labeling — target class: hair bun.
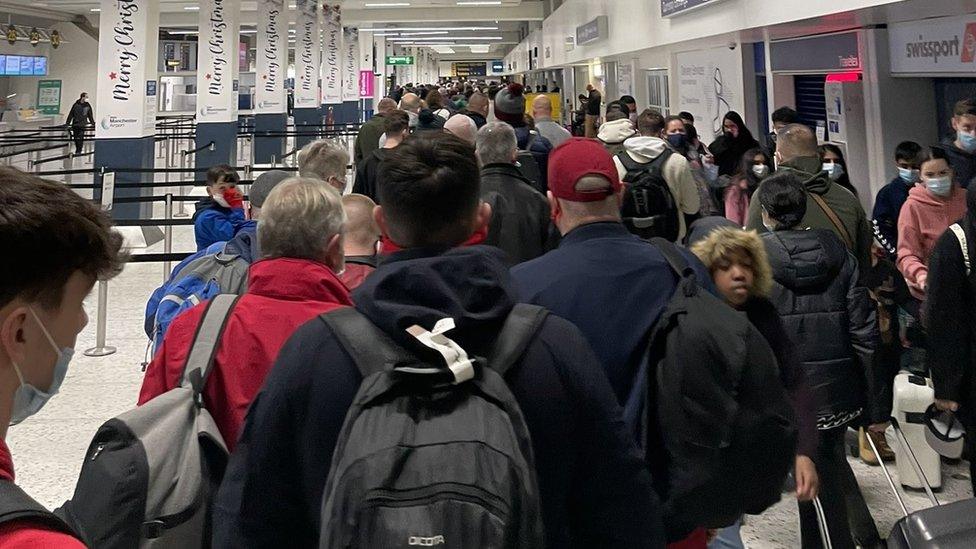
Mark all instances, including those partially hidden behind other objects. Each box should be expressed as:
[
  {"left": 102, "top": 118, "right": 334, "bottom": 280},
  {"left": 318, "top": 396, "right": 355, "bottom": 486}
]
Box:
[{"left": 507, "top": 83, "right": 525, "bottom": 97}]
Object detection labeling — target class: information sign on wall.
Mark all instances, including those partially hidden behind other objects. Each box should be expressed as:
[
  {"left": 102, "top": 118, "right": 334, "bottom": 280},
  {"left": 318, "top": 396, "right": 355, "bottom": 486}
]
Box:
[
  {"left": 358, "top": 70, "right": 374, "bottom": 98},
  {"left": 770, "top": 32, "right": 860, "bottom": 73},
  {"left": 36, "top": 79, "right": 61, "bottom": 115},
  {"left": 675, "top": 47, "right": 744, "bottom": 139},
  {"left": 889, "top": 14, "right": 976, "bottom": 75},
  {"left": 662, "top": 0, "right": 729, "bottom": 17},
  {"left": 453, "top": 62, "right": 487, "bottom": 78},
  {"left": 576, "top": 16, "right": 607, "bottom": 46},
  {"left": 386, "top": 55, "right": 414, "bottom": 65},
  {"left": 491, "top": 60, "right": 504, "bottom": 73}
]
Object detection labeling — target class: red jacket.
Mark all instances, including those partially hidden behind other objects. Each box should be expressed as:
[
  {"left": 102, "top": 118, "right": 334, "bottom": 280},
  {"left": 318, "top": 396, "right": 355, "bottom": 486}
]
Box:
[
  {"left": 138, "top": 257, "right": 353, "bottom": 450},
  {"left": 0, "top": 439, "right": 84, "bottom": 548}
]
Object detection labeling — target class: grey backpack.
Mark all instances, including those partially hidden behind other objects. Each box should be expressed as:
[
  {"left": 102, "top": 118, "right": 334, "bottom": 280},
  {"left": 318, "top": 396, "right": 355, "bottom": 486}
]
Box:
[
  {"left": 56, "top": 294, "right": 238, "bottom": 548},
  {"left": 318, "top": 305, "right": 548, "bottom": 549}
]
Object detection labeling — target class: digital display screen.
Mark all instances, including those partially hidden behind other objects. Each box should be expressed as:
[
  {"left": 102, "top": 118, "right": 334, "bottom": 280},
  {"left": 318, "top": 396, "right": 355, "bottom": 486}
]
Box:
[
  {"left": 0, "top": 56, "right": 48, "bottom": 76},
  {"left": 5, "top": 56, "right": 21, "bottom": 75}
]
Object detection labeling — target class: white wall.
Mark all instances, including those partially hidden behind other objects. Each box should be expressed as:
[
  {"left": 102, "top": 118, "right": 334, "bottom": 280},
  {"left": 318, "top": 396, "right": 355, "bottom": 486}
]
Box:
[{"left": 0, "top": 23, "right": 98, "bottom": 117}]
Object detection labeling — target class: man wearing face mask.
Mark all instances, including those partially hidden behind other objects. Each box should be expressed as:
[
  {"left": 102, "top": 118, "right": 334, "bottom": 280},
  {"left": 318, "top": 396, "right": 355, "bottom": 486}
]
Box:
[
  {"left": 944, "top": 97, "right": 976, "bottom": 189},
  {"left": 746, "top": 124, "right": 873, "bottom": 280},
  {"left": 193, "top": 164, "right": 246, "bottom": 251},
  {"left": 0, "top": 167, "right": 124, "bottom": 546},
  {"left": 64, "top": 93, "right": 94, "bottom": 155},
  {"left": 872, "top": 141, "right": 923, "bottom": 254}
]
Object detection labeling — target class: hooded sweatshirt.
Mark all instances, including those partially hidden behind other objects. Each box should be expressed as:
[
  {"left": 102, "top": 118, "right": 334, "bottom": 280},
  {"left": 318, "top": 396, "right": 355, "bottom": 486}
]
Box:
[
  {"left": 746, "top": 156, "right": 873, "bottom": 280},
  {"left": 613, "top": 136, "right": 702, "bottom": 241},
  {"left": 597, "top": 118, "right": 637, "bottom": 156},
  {"left": 214, "top": 245, "right": 664, "bottom": 548},
  {"left": 897, "top": 183, "right": 968, "bottom": 300},
  {"left": 942, "top": 137, "right": 976, "bottom": 189}
]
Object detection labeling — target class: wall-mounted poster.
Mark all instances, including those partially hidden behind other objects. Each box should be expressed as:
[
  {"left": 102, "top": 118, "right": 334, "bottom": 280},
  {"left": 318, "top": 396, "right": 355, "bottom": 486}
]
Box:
[{"left": 675, "top": 46, "right": 744, "bottom": 139}]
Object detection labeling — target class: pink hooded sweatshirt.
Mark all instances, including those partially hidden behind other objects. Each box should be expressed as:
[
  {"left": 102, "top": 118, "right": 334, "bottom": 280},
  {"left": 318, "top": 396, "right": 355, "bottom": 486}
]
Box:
[{"left": 897, "top": 184, "right": 968, "bottom": 300}]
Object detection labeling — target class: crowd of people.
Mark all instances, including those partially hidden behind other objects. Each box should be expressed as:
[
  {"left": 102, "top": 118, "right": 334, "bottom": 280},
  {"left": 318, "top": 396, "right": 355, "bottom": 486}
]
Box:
[{"left": 2, "top": 79, "right": 976, "bottom": 549}]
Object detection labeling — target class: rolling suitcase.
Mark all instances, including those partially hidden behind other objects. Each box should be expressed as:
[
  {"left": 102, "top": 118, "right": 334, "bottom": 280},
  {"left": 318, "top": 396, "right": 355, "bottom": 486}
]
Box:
[
  {"left": 892, "top": 372, "right": 941, "bottom": 489},
  {"left": 865, "top": 418, "right": 976, "bottom": 548}
]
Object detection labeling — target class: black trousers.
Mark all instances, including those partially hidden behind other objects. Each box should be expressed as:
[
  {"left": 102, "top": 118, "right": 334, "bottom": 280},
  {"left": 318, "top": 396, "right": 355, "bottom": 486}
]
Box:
[
  {"left": 71, "top": 126, "right": 85, "bottom": 154},
  {"left": 798, "top": 424, "right": 881, "bottom": 549}
]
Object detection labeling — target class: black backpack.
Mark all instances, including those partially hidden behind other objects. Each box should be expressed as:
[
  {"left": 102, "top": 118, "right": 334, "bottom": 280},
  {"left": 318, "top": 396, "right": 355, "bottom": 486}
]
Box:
[
  {"left": 318, "top": 305, "right": 548, "bottom": 548},
  {"left": 0, "top": 481, "right": 79, "bottom": 539},
  {"left": 624, "top": 239, "right": 798, "bottom": 538},
  {"left": 617, "top": 150, "right": 680, "bottom": 241}
]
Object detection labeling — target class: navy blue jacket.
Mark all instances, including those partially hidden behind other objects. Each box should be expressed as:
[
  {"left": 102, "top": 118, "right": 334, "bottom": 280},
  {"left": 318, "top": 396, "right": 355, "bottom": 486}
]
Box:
[
  {"left": 214, "top": 245, "right": 663, "bottom": 549},
  {"left": 872, "top": 176, "right": 912, "bottom": 252},
  {"left": 944, "top": 137, "right": 976, "bottom": 189},
  {"left": 511, "top": 222, "right": 713, "bottom": 404}
]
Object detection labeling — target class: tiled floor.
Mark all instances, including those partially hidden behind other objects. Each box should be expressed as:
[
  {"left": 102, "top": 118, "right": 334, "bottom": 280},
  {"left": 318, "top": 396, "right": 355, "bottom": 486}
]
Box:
[{"left": 6, "top": 147, "right": 973, "bottom": 548}]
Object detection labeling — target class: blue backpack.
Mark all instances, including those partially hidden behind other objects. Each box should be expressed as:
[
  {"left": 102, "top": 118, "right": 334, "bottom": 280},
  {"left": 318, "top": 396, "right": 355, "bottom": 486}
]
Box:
[{"left": 144, "top": 242, "right": 225, "bottom": 339}]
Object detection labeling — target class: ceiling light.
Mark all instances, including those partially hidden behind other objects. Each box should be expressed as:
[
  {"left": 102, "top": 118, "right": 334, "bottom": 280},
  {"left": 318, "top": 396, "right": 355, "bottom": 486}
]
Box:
[
  {"left": 469, "top": 45, "right": 490, "bottom": 53},
  {"left": 364, "top": 2, "right": 411, "bottom": 6},
  {"left": 400, "top": 31, "right": 449, "bottom": 36},
  {"left": 169, "top": 30, "right": 199, "bottom": 35},
  {"left": 240, "top": 30, "right": 257, "bottom": 34},
  {"left": 373, "top": 33, "right": 400, "bottom": 37},
  {"left": 388, "top": 36, "right": 502, "bottom": 41},
  {"left": 90, "top": 8, "right": 100, "bottom": 12},
  {"left": 359, "top": 26, "right": 497, "bottom": 32},
  {"left": 457, "top": 1, "right": 502, "bottom": 4},
  {"left": 184, "top": 5, "right": 200, "bottom": 10}
]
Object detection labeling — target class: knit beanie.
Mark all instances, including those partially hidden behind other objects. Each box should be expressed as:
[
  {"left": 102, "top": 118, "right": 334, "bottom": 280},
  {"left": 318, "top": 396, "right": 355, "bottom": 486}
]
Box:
[{"left": 493, "top": 83, "right": 527, "bottom": 126}]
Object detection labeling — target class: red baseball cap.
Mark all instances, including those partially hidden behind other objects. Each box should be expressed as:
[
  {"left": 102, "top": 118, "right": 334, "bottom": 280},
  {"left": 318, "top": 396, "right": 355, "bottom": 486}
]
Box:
[{"left": 547, "top": 137, "right": 622, "bottom": 202}]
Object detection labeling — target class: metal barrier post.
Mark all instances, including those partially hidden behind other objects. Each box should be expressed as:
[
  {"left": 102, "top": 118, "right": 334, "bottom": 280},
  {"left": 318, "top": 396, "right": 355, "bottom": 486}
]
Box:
[
  {"left": 83, "top": 280, "right": 117, "bottom": 357},
  {"left": 64, "top": 153, "right": 74, "bottom": 185},
  {"left": 163, "top": 193, "right": 174, "bottom": 281},
  {"left": 175, "top": 151, "right": 190, "bottom": 217}
]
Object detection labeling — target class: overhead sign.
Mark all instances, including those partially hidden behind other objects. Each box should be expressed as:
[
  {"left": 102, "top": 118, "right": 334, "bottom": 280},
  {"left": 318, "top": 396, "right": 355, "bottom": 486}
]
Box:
[
  {"left": 36, "top": 79, "right": 61, "bottom": 115},
  {"left": 294, "top": 0, "right": 319, "bottom": 108},
  {"left": 453, "top": 62, "right": 487, "bottom": 78},
  {"left": 662, "top": 0, "right": 729, "bottom": 17},
  {"left": 255, "top": 0, "right": 287, "bottom": 114},
  {"left": 386, "top": 55, "right": 414, "bottom": 65},
  {"left": 94, "top": 0, "right": 159, "bottom": 139},
  {"left": 576, "top": 16, "right": 607, "bottom": 46},
  {"left": 675, "top": 47, "right": 744, "bottom": 139},
  {"left": 889, "top": 14, "right": 976, "bottom": 75},
  {"left": 197, "top": 0, "right": 241, "bottom": 123},
  {"left": 770, "top": 32, "right": 861, "bottom": 73},
  {"left": 490, "top": 60, "right": 504, "bottom": 73},
  {"left": 358, "top": 70, "right": 374, "bottom": 98},
  {"left": 322, "top": 4, "right": 342, "bottom": 105}
]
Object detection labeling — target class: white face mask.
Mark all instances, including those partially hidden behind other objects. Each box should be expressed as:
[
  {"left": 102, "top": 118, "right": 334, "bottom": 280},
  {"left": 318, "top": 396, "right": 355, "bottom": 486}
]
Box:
[
  {"left": 212, "top": 194, "right": 230, "bottom": 208},
  {"left": 752, "top": 164, "right": 770, "bottom": 179}
]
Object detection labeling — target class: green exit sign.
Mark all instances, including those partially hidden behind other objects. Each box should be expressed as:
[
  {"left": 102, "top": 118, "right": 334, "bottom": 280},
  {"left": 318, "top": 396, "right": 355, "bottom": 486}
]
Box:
[{"left": 386, "top": 56, "right": 415, "bottom": 65}]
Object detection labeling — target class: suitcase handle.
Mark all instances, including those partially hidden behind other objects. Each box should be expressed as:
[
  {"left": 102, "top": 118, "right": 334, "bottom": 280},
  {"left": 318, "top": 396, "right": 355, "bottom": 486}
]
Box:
[
  {"left": 866, "top": 418, "right": 940, "bottom": 518},
  {"left": 813, "top": 496, "right": 833, "bottom": 549}
]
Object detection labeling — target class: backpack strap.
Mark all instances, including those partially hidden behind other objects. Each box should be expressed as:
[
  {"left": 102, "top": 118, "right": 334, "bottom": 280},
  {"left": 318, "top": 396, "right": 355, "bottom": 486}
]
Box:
[
  {"left": 949, "top": 223, "right": 971, "bottom": 276},
  {"left": 524, "top": 131, "right": 537, "bottom": 152},
  {"left": 649, "top": 238, "right": 695, "bottom": 279},
  {"left": 180, "top": 294, "right": 241, "bottom": 398},
  {"left": 0, "top": 481, "right": 78, "bottom": 539},
  {"left": 809, "top": 192, "right": 854, "bottom": 250},
  {"left": 487, "top": 304, "right": 549, "bottom": 377},
  {"left": 319, "top": 307, "right": 416, "bottom": 378}
]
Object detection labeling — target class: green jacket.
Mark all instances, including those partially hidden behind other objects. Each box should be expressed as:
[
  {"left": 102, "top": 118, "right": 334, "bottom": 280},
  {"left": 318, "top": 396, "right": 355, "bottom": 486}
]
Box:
[
  {"left": 746, "top": 156, "right": 872, "bottom": 279},
  {"left": 354, "top": 113, "right": 386, "bottom": 164}
]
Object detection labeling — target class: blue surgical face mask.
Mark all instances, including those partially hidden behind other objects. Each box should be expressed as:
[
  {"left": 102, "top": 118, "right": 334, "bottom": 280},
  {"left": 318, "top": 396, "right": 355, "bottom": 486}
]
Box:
[
  {"left": 752, "top": 164, "right": 770, "bottom": 179},
  {"left": 822, "top": 162, "right": 844, "bottom": 181},
  {"left": 925, "top": 176, "right": 953, "bottom": 197},
  {"left": 958, "top": 131, "right": 976, "bottom": 153},
  {"left": 9, "top": 307, "right": 73, "bottom": 425},
  {"left": 898, "top": 167, "right": 920, "bottom": 184}
]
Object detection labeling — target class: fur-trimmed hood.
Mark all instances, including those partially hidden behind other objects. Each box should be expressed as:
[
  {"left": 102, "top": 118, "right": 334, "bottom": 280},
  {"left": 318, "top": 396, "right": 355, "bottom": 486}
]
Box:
[{"left": 690, "top": 227, "right": 773, "bottom": 297}]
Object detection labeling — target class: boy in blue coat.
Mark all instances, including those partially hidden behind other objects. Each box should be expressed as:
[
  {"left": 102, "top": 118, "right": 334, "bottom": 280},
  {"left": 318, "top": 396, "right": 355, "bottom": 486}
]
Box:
[{"left": 192, "top": 164, "right": 245, "bottom": 250}]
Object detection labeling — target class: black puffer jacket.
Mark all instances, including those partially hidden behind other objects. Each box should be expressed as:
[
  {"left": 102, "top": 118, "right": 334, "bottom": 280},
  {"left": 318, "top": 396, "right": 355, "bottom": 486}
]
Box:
[
  {"left": 480, "top": 163, "right": 551, "bottom": 265},
  {"left": 763, "top": 228, "right": 882, "bottom": 421}
]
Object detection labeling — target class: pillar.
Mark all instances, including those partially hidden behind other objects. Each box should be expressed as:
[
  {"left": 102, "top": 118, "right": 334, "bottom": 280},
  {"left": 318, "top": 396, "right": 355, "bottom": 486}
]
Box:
[
  {"left": 253, "top": 0, "right": 288, "bottom": 163},
  {"left": 293, "top": 0, "right": 320, "bottom": 149},
  {"left": 195, "top": 0, "right": 241, "bottom": 168},
  {"left": 93, "top": 0, "right": 159, "bottom": 220}
]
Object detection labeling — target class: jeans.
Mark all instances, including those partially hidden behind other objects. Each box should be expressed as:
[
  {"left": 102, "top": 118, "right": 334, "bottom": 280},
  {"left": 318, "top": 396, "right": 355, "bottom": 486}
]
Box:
[{"left": 798, "top": 424, "right": 881, "bottom": 549}]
